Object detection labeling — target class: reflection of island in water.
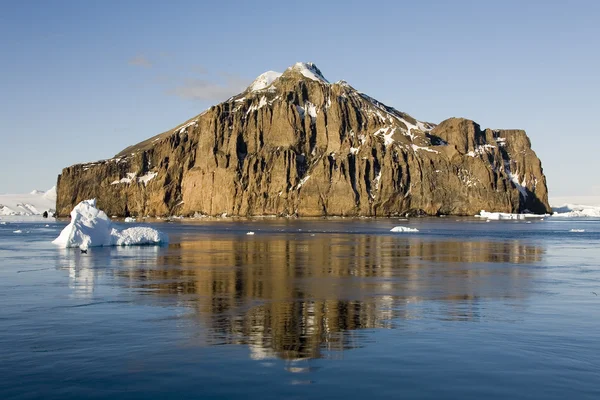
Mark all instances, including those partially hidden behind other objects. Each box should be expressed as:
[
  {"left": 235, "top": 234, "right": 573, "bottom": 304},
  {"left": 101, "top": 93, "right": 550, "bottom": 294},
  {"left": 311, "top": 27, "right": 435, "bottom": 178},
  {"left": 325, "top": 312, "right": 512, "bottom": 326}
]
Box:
[{"left": 107, "top": 233, "right": 543, "bottom": 360}]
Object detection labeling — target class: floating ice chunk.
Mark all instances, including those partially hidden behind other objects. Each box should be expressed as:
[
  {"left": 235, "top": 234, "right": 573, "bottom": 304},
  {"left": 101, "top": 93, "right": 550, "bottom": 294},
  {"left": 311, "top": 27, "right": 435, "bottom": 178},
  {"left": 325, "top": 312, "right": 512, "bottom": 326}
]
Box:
[
  {"left": 569, "top": 229, "right": 585, "bottom": 233},
  {"left": 13, "top": 230, "right": 22, "bottom": 234},
  {"left": 52, "top": 199, "right": 167, "bottom": 249},
  {"left": 477, "top": 210, "right": 547, "bottom": 220},
  {"left": 124, "top": 217, "right": 136, "bottom": 223},
  {"left": 112, "top": 227, "right": 167, "bottom": 246},
  {"left": 246, "top": 231, "right": 255, "bottom": 235},
  {"left": 390, "top": 226, "right": 419, "bottom": 233}
]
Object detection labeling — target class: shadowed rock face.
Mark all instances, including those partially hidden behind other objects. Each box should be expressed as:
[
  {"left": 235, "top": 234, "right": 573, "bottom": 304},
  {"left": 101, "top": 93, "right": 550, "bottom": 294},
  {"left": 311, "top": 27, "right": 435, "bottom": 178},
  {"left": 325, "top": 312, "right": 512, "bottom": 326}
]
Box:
[{"left": 56, "top": 62, "right": 551, "bottom": 217}]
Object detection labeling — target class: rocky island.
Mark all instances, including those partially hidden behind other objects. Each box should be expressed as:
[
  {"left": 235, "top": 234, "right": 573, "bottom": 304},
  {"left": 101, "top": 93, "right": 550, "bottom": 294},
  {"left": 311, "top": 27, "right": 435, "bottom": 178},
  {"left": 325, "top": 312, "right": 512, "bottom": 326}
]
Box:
[{"left": 55, "top": 62, "right": 550, "bottom": 217}]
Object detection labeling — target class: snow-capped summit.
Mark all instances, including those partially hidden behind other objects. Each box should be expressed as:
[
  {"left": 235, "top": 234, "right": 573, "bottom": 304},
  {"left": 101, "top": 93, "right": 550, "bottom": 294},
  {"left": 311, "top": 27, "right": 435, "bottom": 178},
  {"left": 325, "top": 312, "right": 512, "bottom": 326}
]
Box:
[
  {"left": 248, "top": 70, "right": 283, "bottom": 92},
  {"left": 285, "top": 62, "right": 329, "bottom": 83},
  {"left": 248, "top": 62, "right": 329, "bottom": 92}
]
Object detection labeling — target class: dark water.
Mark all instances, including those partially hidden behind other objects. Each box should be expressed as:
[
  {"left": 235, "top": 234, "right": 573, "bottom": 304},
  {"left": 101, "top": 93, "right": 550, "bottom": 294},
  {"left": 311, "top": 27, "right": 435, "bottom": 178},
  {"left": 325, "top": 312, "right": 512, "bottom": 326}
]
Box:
[{"left": 1, "top": 217, "right": 599, "bottom": 399}]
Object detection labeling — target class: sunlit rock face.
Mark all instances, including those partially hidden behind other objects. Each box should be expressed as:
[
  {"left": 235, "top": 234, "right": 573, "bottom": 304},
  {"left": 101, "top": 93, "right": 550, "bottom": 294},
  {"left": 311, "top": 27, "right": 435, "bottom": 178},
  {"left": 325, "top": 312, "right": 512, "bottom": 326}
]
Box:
[{"left": 56, "top": 62, "right": 550, "bottom": 217}]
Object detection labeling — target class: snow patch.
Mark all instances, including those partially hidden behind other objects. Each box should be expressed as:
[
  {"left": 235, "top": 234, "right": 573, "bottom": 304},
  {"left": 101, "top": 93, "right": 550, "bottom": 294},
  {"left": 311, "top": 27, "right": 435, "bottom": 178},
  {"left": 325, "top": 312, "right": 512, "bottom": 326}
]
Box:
[
  {"left": 52, "top": 199, "right": 168, "bottom": 249},
  {"left": 177, "top": 120, "right": 198, "bottom": 134},
  {"left": 248, "top": 71, "right": 282, "bottom": 92},
  {"left": 467, "top": 144, "right": 496, "bottom": 157},
  {"left": 374, "top": 127, "right": 396, "bottom": 146},
  {"left": 411, "top": 144, "right": 439, "bottom": 154},
  {"left": 137, "top": 172, "right": 157, "bottom": 186}
]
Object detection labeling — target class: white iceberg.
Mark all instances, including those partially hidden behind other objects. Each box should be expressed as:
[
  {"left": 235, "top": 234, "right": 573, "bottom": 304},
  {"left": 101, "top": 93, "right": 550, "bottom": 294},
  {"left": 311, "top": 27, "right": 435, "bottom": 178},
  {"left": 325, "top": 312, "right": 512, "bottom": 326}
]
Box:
[
  {"left": 476, "top": 210, "right": 547, "bottom": 220},
  {"left": 552, "top": 204, "right": 600, "bottom": 218},
  {"left": 52, "top": 199, "right": 168, "bottom": 249},
  {"left": 390, "top": 226, "right": 419, "bottom": 233}
]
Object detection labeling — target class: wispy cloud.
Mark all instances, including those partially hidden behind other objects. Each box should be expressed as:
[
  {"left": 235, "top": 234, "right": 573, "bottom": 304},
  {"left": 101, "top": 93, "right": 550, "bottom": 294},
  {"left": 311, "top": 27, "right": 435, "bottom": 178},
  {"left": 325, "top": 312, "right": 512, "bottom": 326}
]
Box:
[
  {"left": 168, "top": 74, "right": 249, "bottom": 102},
  {"left": 128, "top": 55, "right": 153, "bottom": 68}
]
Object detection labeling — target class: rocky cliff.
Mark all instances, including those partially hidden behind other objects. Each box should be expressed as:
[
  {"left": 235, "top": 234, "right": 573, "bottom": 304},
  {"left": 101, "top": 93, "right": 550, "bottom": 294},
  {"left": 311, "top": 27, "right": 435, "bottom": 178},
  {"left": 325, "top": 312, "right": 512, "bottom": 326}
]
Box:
[{"left": 56, "top": 62, "right": 550, "bottom": 217}]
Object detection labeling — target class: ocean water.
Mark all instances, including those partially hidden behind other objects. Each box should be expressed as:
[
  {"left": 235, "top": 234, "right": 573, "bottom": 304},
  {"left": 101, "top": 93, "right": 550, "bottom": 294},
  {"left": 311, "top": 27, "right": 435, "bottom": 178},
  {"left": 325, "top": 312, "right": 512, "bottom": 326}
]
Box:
[{"left": 1, "top": 217, "right": 599, "bottom": 399}]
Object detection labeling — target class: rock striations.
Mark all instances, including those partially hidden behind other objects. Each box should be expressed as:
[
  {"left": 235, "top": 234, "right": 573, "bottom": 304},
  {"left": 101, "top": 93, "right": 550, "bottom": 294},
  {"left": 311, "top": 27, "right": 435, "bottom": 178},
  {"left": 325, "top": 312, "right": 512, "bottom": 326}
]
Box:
[{"left": 56, "top": 62, "right": 551, "bottom": 217}]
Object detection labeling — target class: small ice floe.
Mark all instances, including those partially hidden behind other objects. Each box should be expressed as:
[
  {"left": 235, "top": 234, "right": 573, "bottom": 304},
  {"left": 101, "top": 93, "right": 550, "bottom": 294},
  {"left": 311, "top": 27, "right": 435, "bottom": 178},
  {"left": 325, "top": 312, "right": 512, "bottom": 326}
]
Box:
[
  {"left": 477, "top": 210, "right": 547, "bottom": 220},
  {"left": 13, "top": 229, "right": 22, "bottom": 234},
  {"left": 124, "top": 217, "right": 136, "bottom": 223},
  {"left": 246, "top": 231, "right": 255, "bottom": 235},
  {"left": 569, "top": 229, "right": 585, "bottom": 233},
  {"left": 390, "top": 226, "right": 419, "bottom": 233},
  {"left": 52, "top": 199, "right": 168, "bottom": 249}
]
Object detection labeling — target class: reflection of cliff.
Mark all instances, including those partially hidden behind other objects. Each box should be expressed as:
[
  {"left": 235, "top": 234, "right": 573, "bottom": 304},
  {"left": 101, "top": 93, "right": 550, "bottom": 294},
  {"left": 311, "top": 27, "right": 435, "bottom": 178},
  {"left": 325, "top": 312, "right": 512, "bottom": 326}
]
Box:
[{"left": 114, "top": 234, "right": 542, "bottom": 360}]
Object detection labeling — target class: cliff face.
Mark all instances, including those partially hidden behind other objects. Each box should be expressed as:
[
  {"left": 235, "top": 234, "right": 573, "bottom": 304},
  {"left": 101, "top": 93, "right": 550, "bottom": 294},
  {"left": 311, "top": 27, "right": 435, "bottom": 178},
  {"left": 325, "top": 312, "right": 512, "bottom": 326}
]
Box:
[{"left": 56, "top": 62, "right": 551, "bottom": 217}]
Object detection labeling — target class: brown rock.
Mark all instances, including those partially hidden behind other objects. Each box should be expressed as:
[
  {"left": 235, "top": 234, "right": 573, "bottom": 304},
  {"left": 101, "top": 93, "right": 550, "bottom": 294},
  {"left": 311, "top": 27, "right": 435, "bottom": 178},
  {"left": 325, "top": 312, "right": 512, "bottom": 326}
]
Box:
[{"left": 55, "top": 62, "right": 551, "bottom": 217}]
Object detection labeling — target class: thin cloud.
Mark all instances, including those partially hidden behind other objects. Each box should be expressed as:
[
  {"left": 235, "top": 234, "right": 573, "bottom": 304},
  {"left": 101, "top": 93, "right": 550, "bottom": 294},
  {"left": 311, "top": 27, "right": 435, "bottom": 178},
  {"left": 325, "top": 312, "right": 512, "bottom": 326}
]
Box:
[
  {"left": 128, "top": 55, "right": 153, "bottom": 68},
  {"left": 168, "top": 74, "right": 250, "bottom": 102}
]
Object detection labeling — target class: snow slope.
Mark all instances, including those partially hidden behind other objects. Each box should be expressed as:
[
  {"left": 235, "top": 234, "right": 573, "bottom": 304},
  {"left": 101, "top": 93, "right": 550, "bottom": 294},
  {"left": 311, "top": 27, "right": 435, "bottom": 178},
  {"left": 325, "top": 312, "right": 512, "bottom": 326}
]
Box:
[{"left": 0, "top": 186, "right": 56, "bottom": 217}]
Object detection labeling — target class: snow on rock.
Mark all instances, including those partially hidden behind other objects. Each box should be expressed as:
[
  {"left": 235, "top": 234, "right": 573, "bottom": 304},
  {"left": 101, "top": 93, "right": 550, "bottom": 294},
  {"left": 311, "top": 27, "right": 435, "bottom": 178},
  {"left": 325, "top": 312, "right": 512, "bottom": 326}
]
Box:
[
  {"left": 249, "top": 71, "right": 282, "bottom": 91},
  {"left": 52, "top": 199, "right": 168, "bottom": 249},
  {"left": 137, "top": 172, "right": 157, "bottom": 186},
  {"left": 411, "top": 144, "right": 439, "bottom": 154},
  {"left": 552, "top": 204, "right": 600, "bottom": 218},
  {"left": 288, "top": 62, "right": 329, "bottom": 83},
  {"left": 111, "top": 172, "right": 158, "bottom": 186},
  {"left": 390, "top": 226, "right": 419, "bottom": 233},
  {"left": 477, "top": 210, "right": 547, "bottom": 220},
  {"left": 467, "top": 144, "right": 496, "bottom": 157}
]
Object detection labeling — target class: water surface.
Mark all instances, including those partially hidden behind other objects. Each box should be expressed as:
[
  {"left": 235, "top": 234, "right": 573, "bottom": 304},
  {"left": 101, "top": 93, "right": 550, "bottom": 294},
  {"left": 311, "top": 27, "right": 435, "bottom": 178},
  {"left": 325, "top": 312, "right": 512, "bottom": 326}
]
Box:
[{"left": 1, "top": 218, "right": 599, "bottom": 399}]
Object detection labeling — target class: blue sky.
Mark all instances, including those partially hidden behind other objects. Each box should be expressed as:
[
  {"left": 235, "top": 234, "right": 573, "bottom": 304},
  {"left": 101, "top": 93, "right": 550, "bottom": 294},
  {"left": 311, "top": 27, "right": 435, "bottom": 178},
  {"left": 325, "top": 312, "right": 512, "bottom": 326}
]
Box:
[{"left": 1, "top": 0, "right": 598, "bottom": 200}]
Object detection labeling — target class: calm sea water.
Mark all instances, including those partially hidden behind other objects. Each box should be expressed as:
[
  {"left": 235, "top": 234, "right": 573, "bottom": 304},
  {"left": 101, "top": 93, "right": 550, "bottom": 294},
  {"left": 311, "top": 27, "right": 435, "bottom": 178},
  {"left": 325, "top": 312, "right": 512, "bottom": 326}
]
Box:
[{"left": 1, "top": 217, "right": 599, "bottom": 399}]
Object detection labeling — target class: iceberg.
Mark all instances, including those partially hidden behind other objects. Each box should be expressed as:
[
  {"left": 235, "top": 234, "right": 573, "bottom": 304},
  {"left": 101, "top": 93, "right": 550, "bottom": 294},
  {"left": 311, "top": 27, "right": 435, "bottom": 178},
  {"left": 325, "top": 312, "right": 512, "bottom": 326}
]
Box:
[
  {"left": 476, "top": 211, "right": 547, "bottom": 220},
  {"left": 390, "top": 226, "right": 419, "bottom": 233},
  {"left": 52, "top": 199, "right": 168, "bottom": 249},
  {"left": 552, "top": 204, "right": 600, "bottom": 218}
]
